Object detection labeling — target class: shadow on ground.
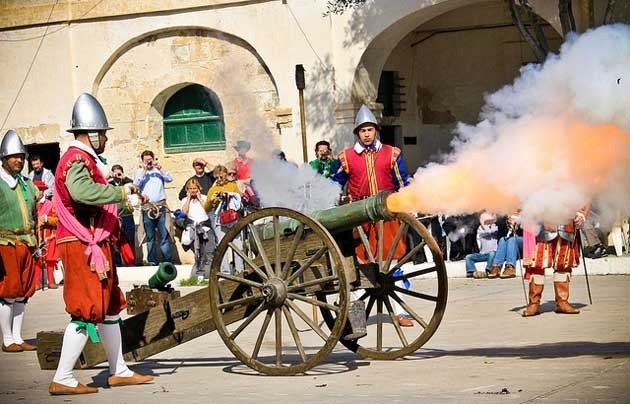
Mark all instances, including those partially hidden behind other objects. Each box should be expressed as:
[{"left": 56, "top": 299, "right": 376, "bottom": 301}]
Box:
[{"left": 408, "top": 341, "right": 630, "bottom": 360}]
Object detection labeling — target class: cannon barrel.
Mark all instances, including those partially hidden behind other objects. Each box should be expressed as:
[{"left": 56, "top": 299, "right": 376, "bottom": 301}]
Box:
[
  {"left": 312, "top": 191, "right": 396, "bottom": 233},
  {"left": 147, "top": 262, "right": 178, "bottom": 290}
]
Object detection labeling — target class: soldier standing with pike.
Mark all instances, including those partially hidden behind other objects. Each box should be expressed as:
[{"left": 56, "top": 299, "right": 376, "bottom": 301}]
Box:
[
  {"left": 49, "top": 93, "right": 153, "bottom": 395},
  {"left": 0, "top": 130, "right": 39, "bottom": 353},
  {"left": 521, "top": 207, "right": 588, "bottom": 317}
]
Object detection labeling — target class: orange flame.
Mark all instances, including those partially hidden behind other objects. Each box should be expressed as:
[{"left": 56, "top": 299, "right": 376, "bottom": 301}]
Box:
[{"left": 387, "top": 116, "right": 630, "bottom": 222}]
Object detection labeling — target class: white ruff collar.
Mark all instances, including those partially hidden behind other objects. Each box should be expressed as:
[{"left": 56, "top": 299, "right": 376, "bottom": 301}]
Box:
[{"left": 0, "top": 166, "right": 19, "bottom": 188}]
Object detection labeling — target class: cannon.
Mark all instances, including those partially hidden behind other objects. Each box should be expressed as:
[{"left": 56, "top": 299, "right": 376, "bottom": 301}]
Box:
[
  {"left": 37, "top": 191, "right": 447, "bottom": 376},
  {"left": 208, "top": 190, "right": 448, "bottom": 374}
]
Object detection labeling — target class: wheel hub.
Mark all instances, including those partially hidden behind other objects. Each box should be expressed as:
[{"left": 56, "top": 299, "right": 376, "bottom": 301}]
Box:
[
  {"left": 372, "top": 271, "right": 396, "bottom": 297},
  {"left": 262, "top": 278, "right": 287, "bottom": 307}
]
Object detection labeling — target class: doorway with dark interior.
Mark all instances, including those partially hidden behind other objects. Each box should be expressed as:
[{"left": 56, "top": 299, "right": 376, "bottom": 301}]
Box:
[{"left": 25, "top": 142, "right": 61, "bottom": 175}]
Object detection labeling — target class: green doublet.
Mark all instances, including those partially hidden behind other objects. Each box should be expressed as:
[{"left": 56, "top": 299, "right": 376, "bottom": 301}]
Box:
[
  {"left": 309, "top": 158, "right": 338, "bottom": 178},
  {"left": 0, "top": 175, "right": 38, "bottom": 246},
  {"left": 66, "top": 163, "right": 124, "bottom": 206}
]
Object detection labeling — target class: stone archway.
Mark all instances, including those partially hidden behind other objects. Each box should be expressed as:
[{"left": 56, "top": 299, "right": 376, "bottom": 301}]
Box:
[
  {"left": 341, "top": 0, "right": 562, "bottom": 171},
  {"left": 92, "top": 27, "right": 280, "bottom": 197}
]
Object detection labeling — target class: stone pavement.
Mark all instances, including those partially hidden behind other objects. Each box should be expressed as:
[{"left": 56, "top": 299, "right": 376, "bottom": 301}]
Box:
[
  {"left": 1, "top": 264, "right": 629, "bottom": 404},
  {"left": 113, "top": 255, "right": 630, "bottom": 285}
]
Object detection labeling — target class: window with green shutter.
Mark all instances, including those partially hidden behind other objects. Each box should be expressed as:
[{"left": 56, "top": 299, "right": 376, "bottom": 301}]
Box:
[{"left": 163, "top": 84, "right": 225, "bottom": 153}]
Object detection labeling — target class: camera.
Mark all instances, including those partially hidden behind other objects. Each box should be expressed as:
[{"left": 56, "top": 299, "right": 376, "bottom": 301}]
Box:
[{"left": 115, "top": 173, "right": 123, "bottom": 178}]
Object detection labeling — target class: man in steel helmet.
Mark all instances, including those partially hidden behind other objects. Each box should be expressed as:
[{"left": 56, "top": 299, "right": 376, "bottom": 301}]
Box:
[
  {"left": 49, "top": 93, "right": 152, "bottom": 395},
  {"left": 332, "top": 105, "right": 414, "bottom": 327},
  {"left": 0, "top": 130, "right": 39, "bottom": 353}
]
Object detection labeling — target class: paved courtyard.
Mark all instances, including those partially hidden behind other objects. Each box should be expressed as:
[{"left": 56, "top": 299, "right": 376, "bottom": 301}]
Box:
[{"left": 1, "top": 271, "right": 629, "bottom": 404}]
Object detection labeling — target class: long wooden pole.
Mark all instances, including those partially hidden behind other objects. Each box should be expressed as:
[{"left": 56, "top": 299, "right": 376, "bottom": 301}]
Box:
[{"left": 298, "top": 88, "right": 308, "bottom": 164}]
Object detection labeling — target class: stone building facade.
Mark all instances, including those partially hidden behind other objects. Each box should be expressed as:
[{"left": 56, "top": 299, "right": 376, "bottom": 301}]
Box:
[{"left": 1, "top": 0, "right": 627, "bottom": 263}]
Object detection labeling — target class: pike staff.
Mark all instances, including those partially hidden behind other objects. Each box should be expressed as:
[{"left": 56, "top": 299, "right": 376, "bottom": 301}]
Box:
[
  {"left": 577, "top": 230, "right": 593, "bottom": 305},
  {"left": 515, "top": 241, "right": 528, "bottom": 308},
  {"left": 506, "top": 216, "right": 528, "bottom": 307}
]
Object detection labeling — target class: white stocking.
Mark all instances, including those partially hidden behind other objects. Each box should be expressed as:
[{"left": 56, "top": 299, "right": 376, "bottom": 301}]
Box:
[
  {"left": 97, "top": 316, "right": 133, "bottom": 377},
  {"left": 0, "top": 300, "right": 15, "bottom": 346},
  {"left": 53, "top": 323, "right": 89, "bottom": 387},
  {"left": 11, "top": 300, "right": 25, "bottom": 344},
  {"left": 392, "top": 298, "right": 405, "bottom": 316}
]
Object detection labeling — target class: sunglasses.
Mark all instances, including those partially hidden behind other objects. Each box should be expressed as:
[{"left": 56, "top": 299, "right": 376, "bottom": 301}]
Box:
[{"left": 227, "top": 172, "right": 236, "bottom": 176}]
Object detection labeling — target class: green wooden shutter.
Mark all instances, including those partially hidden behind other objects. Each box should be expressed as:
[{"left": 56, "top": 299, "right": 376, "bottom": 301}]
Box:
[{"left": 163, "top": 84, "right": 226, "bottom": 153}]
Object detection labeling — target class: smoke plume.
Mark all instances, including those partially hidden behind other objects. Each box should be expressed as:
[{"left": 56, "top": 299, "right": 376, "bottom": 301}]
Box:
[
  {"left": 387, "top": 24, "right": 630, "bottom": 229},
  {"left": 251, "top": 159, "right": 341, "bottom": 213}
]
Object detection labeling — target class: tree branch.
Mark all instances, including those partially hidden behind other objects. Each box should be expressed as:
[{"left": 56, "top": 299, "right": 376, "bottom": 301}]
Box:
[
  {"left": 602, "top": 0, "right": 616, "bottom": 25},
  {"left": 323, "top": 0, "right": 367, "bottom": 16},
  {"left": 559, "top": 0, "right": 575, "bottom": 36},
  {"left": 507, "top": 0, "right": 546, "bottom": 62},
  {"left": 527, "top": 6, "right": 549, "bottom": 55}
]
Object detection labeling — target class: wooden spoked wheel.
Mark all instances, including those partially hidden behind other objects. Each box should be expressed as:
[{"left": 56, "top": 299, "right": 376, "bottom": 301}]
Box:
[
  {"left": 208, "top": 207, "right": 351, "bottom": 375},
  {"left": 319, "top": 213, "right": 448, "bottom": 360}
]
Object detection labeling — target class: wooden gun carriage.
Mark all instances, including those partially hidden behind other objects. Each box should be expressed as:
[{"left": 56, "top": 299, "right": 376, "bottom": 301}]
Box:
[{"left": 37, "top": 191, "right": 448, "bottom": 376}]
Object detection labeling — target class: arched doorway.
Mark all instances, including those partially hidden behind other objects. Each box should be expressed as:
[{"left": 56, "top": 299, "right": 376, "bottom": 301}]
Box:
[{"left": 348, "top": 0, "right": 561, "bottom": 171}]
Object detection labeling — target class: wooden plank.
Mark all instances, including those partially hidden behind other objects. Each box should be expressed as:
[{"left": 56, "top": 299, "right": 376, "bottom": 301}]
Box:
[{"left": 343, "top": 256, "right": 357, "bottom": 284}]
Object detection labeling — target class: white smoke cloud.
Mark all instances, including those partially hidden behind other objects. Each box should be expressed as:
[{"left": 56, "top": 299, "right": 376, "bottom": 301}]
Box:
[
  {"left": 251, "top": 159, "right": 341, "bottom": 213},
  {"left": 399, "top": 24, "right": 630, "bottom": 230},
  {"left": 480, "top": 24, "right": 630, "bottom": 131}
]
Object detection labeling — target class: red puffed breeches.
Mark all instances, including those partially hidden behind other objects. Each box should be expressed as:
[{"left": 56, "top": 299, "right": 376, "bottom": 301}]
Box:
[
  {"left": 0, "top": 242, "right": 37, "bottom": 299},
  {"left": 526, "top": 236, "right": 580, "bottom": 276},
  {"left": 58, "top": 239, "right": 126, "bottom": 323}
]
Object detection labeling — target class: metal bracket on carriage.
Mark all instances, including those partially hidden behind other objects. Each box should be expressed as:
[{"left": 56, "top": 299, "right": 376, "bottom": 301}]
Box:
[
  {"left": 170, "top": 309, "right": 190, "bottom": 344},
  {"left": 304, "top": 247, "right": 319, "bottom": 257},
  {"left": 162, "top": 301, "right": 181, "bottom": 343},
  {"left": 171, "top": 310, "right": 190, "bottom": 321}
]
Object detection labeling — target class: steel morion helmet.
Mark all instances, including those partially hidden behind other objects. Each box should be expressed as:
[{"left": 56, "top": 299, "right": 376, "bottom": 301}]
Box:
[
  {"left": 67, "top": 93, "right": 112, "bottom": 134},
  {"left": 353, "top": 104, "right": 379, "bottom": 134},
  {"left": 0, "top": 130, "right": 27, "bottom": 159}
]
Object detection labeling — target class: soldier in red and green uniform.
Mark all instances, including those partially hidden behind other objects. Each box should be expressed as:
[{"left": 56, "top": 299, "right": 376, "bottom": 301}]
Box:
[
  {"left": 331, "top": 105, "right": 412, "bottom": 327},
  {"left": 49, "top": 93, "right": 152, "bottom": 395},
  {"left": 0, "top": 130, "right": 39, "bottom": 353}
]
